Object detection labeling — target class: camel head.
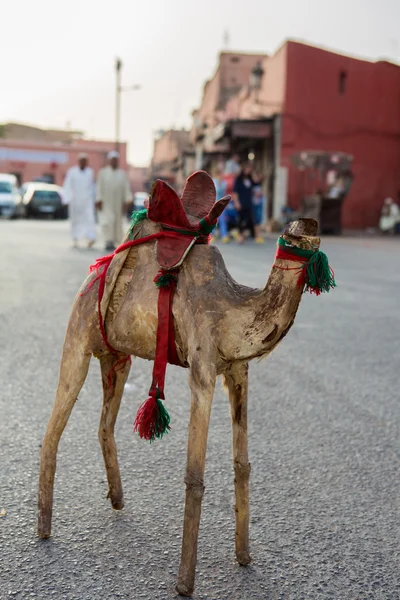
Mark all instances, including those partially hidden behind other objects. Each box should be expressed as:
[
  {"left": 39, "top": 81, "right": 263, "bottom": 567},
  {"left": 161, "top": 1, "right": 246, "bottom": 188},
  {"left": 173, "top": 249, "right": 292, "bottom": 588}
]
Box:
[{"left": 281, "top": 217, "right": 320, "bottom": 251}]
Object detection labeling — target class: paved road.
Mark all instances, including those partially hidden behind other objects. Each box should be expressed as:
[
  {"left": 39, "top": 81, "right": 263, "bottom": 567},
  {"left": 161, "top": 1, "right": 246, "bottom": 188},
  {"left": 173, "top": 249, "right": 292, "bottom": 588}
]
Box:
[{"left": 1, "top": 220, "right": 399, "bottom": 600}]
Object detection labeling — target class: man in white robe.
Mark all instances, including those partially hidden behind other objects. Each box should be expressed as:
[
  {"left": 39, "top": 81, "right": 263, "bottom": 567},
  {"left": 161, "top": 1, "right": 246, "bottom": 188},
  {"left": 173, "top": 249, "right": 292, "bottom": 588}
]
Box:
[
  {"left": 379, "top": 197, "right": 400, "bottom": 234},
  {"left": 96, "top": 151, "right": 132, "bottom": 250},
  {"left": 63, "top": 153, "right": 96, "bottom": 248}
]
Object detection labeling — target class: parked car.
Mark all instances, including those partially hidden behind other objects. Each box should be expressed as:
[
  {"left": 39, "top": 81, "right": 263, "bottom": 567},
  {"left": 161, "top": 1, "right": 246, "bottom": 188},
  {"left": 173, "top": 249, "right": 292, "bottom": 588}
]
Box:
[
  {"left": 0, "top": 174, "right": 21, "bottom": 218},
  {"left": 133, "top": 191, "right": 148, "bottom": 210},
  {"left": 19, "top": 183, "right": 68, "bottom": 219},
  {"left": 127, "top": 191, "right": 148, "bottom": 218}
]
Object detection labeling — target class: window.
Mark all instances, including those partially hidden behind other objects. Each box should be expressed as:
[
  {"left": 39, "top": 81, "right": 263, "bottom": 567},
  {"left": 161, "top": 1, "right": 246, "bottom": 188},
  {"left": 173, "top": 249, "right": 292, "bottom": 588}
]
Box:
[
  {"left": 230, "top": 56, "right": 240, "bottom": 63},
  {"left": 33, "top": 191, "right": 61, "bottom": 201},
  {"left": 0, "top": 182, "right": 12, "bottom": 193},
  {"left": 339, "top": 70, "right": 347, "bottom": 94}
]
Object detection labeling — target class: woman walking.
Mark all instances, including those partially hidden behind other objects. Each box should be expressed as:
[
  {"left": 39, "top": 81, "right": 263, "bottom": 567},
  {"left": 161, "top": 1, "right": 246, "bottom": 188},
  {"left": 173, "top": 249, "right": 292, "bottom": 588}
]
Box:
[
  {"left": 213, "top": 165, "right": 230, "bottom": 242},
  {"left": 252, "top": 172, "right": 266, "bottom": 244},
  {"left": 233, "top": 163, "right": 256, "bottom": 243}
]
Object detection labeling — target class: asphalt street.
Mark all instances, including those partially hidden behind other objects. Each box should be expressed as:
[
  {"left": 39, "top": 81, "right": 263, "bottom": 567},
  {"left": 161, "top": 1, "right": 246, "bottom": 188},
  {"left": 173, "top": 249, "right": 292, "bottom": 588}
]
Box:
[{"left": 1, "top": 219, "right": 399, "bottom": 600}]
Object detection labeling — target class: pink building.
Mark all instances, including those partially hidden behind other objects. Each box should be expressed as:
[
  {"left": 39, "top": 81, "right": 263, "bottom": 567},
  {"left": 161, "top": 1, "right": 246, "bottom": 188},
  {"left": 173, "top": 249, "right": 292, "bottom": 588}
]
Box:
[
  {"left": 0, "top": 136, "right": 128, "bottom": 187},
  {"left": 197, "top": 52, "right": 267, "bottom": 130}
]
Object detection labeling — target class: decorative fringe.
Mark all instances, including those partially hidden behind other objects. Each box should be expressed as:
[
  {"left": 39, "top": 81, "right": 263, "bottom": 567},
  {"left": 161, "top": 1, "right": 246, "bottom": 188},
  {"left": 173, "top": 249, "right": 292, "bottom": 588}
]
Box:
[
  {"left": 129, "top": 209, "right": 148, "bottom": 238},
  {"left": 274, "top": 236, "right": 336, "bottom": 296},
  {"left": 199, "top": 217, "right": 216, "bottom": 235},
  {"left": 133, "top": 392, "right": 171, "bottom": 442},
  {"left": 131, "top": 208, "right": 148, "bottom": 226},
  {"left": 302, "top": 250, "right": 336, "bottom": 295}
]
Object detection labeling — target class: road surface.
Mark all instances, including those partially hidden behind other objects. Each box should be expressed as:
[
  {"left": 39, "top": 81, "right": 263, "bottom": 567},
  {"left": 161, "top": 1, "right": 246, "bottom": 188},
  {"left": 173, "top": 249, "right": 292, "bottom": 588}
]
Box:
[{"left": 1, "top": 220, "right": 399, "bottom": 600}]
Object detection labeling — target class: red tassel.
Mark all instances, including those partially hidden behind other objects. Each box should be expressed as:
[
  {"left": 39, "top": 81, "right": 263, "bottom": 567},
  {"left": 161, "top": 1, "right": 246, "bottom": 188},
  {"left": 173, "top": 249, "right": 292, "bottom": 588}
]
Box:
[
  {"left": 134, "top": 395, "right": 157, "bottom": 440},
  {"left": 133, "top": 392, "right": 171, "bottom": 442}
]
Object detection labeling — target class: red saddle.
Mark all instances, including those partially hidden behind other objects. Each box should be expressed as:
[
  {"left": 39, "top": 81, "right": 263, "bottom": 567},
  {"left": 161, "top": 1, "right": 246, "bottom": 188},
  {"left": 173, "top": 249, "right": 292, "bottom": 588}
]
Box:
[{"left": 147, "top": 171, "right": 230, "bottom": 269}]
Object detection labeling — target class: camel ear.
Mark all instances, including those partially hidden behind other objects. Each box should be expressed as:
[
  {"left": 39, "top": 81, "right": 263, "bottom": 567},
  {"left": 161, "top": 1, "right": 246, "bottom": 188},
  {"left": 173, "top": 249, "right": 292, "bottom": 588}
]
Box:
[
  {"left": 148, "top": 179, "right": 191, "bottom": 228},
  {"left": 181, "top": 171, "right": 216, "bottom": 222},
  {"left": 206, "top": 195, "right": 231, "bottom": 223},
  {"left": 149, "top": 179, "right": 178, "bottom": 207}
]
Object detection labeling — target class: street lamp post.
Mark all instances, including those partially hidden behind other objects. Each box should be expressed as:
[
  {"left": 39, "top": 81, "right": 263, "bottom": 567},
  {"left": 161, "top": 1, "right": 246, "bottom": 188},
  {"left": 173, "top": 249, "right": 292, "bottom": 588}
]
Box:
[
  {"left": 250, "top": 61, "right": 264, "bottom": 103},
  {"left": 115, "top": 57, "right": 141, "bottom": 152},
  {"left": 115, "top": 58, "right": 122, "bottom": 151}
]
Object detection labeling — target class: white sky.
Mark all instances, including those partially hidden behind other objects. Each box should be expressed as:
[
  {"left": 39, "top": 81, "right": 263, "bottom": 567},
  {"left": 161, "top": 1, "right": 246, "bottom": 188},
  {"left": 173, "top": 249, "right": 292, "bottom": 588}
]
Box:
[{"left": 1, "top": 0, "right": 399, "bottom": 165}]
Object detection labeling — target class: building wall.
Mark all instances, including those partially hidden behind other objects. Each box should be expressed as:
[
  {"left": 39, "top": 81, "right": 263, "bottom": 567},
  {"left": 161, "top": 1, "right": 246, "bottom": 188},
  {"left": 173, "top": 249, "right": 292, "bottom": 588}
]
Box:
[
  {"left": 197, "top": 52, "right": 267, "bottom": 128},
  {"left": 281, "top": 41, "right": 400, "bottom": 229},
  {"left": 198, "top": 73, "right": 222, "bottom": 128},
  {"left": 128, "top": 165, "right": 148, "bottom": 193},
  {"left": 0, "top": 138, "right": 128, "bottom": 186},
  {"left": 218, "top": 52, "right": 266, "bottom": 108},
  {"left": 151, "top": 130, "right": 190, "bottom": 168},
  {"left": 233, "top": 45, "right": 288, "bottom": 120},
  {"left": 0, "top": 122, "right": 83, "bottom": 143}
]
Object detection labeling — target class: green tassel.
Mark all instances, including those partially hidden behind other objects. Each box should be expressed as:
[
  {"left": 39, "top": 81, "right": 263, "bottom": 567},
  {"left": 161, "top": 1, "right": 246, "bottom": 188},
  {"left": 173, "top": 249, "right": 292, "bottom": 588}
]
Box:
[
  {"left": 304, "top": 250, "right": 336, "bottom": 295},
  {"left": 199, "top": 217, "right": 216, "bottom": 235},
  {"left": 129, "top": 209, "right": 148, "bottom": 238},
  {"left": 152, "top": 397, "right": 171, "bottom": 442},
  {"left": 131, "top": 208, "right": 148, "bottom": 226},
  {"left": 154, "top": 272, "right": 178, "bottom": 288}
]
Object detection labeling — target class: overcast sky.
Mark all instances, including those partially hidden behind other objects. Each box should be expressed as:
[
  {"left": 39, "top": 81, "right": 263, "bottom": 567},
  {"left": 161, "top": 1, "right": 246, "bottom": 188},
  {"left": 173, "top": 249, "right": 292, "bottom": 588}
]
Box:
[{"left": 1, "top": 0, "right": 399, "bottom": 165}]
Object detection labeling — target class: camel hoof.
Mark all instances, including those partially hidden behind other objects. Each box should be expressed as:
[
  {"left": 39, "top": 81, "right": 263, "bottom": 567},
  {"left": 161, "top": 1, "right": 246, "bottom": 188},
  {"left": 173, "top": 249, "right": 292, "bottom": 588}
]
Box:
[
  {"left": 175, "top": 579, "right": 194, "bottom": 597},
  {"left": 37, "top": 527, "right": 51, "bottom": 539},
  {"left": 37, "top": 515, "right": 52, "bottom": 539},
  {"left": 236, "top": 551, "right": 252, "bottom": 566},
  {"left": 107, "top": 489, "right": 124, "bottom": 510}
]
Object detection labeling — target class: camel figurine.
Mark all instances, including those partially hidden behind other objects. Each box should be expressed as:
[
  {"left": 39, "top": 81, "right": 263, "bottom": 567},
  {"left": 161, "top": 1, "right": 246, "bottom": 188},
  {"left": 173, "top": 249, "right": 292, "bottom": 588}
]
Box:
[{"left": 38, "top": 171, "right": 335, "bottom": 596}]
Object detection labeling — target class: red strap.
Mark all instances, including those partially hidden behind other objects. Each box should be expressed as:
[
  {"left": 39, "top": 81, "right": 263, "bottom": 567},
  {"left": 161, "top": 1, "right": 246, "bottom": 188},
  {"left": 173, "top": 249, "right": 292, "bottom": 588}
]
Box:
[
  {"left": 149, "top": 283, "right": 174, "bottom": 398},
  {"left": 81, "top": 230, "right": 198, "bottom": 390},
  {"left": 273, "top": 246, "right": 308, "bottom": 289},
  {"left": 167, "top": 278, "right": 181, "bottom": 367},
  {"left": 274, "top": 247, "right": 309, "bottom": 263},
  {"left": 81, "top": 231, "right": 185, "bottom": 351}
]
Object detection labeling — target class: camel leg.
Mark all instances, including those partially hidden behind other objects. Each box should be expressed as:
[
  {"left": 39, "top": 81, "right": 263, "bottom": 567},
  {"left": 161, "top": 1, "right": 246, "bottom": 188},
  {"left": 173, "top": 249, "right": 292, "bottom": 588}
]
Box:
[
  {"left": 176, "top": 362, "right": 216, "bottom": 597},
  {"left": 38, "top": 344, "right": 91, "bottom": 538},
  {"left": 224, "top": 362, "right": 251, "bottom": 565},
  {"left": 99, "top": 353, "right": 131, "bottom": 510}
]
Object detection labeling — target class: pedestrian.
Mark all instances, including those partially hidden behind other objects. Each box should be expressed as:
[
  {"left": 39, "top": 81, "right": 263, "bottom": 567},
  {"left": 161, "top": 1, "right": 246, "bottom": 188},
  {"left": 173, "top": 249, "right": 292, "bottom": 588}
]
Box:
[
  {"left": 379, "top": 197, "right": 400, "bottom": 235},
  {"left": 225, "top": 154, "right": 241, "bottom": 176},
  {"left": 395, "top": 191, "right": 400, "bottom": 235},
  {"left": 252, "top": 172, "right": 266, "bottom": 244},
  {"left": 96, "top": 151, "right": 133, "bottom": 251},
  {"left": 63, "top": 153, "right": 96, "bottom": 248},
  {"left": 233, "top": 163, "right": 256, "bottom": 243},
  {"left": 212, "top": 165, "right": 229, "bottom": 243}
]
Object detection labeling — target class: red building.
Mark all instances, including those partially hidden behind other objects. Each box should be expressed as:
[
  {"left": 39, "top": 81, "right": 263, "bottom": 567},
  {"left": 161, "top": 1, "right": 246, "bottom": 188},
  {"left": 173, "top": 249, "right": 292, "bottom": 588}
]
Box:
[
  {"left": 196, "top": 41, "right": 400, "bottom": 229},
  {"left": 282, "top": 42, "right": 400, "bottom": 229}
]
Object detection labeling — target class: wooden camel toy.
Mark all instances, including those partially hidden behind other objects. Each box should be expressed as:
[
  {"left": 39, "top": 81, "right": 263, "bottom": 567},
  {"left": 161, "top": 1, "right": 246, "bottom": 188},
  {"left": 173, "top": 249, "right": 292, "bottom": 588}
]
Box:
[{"left": 38, "top": 171, "right": 335, "bottom": 596}]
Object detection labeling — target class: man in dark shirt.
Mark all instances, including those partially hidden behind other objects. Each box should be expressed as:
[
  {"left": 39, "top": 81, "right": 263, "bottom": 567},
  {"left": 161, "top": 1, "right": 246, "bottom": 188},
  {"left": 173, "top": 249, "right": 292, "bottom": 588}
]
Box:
[{"left": 233, "top": 163, "right": 255, "bottom": 243}]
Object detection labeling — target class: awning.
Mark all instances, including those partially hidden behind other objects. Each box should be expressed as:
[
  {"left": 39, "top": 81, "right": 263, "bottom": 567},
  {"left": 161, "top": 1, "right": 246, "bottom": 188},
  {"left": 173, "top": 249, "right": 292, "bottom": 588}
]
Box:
[
  {"left": 231, "top": 121, "right": 272, "bottom": 139},
  {"left": 290, "top": 150, "right": 353, "bottom": 171}
]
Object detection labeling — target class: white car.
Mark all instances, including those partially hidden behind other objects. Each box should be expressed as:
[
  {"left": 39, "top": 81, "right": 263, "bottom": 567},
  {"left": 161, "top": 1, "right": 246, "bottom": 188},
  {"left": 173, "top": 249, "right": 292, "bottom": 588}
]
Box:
[
  {"left": 133, "top": 191, "right": 148, "bottom": 211},
  {"left": 0, "top": 174, "right": 21, "bottom": 218}
]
